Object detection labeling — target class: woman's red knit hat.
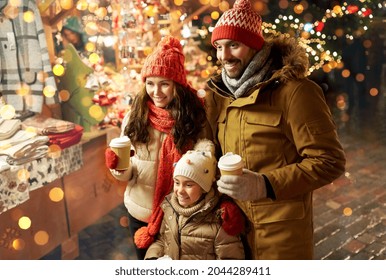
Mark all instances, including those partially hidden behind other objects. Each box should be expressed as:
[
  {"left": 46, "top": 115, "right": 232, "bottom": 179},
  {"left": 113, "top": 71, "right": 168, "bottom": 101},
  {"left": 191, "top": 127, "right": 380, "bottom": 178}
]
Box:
[
  {"left": 211, "top": 0, "right": 264, "bottom": 51},
  {"left": 141, "top": 35, "right": 188, "bottom": 87}
]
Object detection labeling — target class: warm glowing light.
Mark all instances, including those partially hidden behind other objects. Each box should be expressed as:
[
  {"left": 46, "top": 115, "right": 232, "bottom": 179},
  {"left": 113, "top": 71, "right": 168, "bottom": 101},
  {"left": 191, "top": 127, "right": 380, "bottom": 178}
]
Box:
[
  {"left": 89, "top": 105, "right": 104, "bottom": 120},
  {"left": 43, "top": 85, "right": 56, "bottom": 98},
  {"left": 369, "top": 88, "right": 378, "bottom": 96},
  {"left": 143, "top": 46, "right": 153, "bottom": 56},
  {"left": 294, "top": 4, "right": 304, "bottom": 14},
  {"left": 253, "top": 1, "right": 265, "bottom": 13},
  {"left": 34, "top": 231, "right": 49, "bottom": 246},
  {"left": 199, "top": 57, "right": 207, "bottom": 66},
  {"left": 210, "top": 0, "right": 220, "bottom": 7},
  {"left": 47, "top": 144, "right": 62, "bottom": 159},
  {"left": 88, "top": 2, "right": 98, "bottom": 13},
  {"left": 60, "top": 0, "right": 74, "bottom": 10},
  {"left": 12, "top": 238, "right": 25, "bottom": 251},
  {"left": 219, "top": 1, "right": 230, "bottom": 12},
  {"left": 333, "top": 5, "right": 342, "bottom": 15},
  {"left": 18, "top": 216, "right": 32, "bottom": 230},
  {"left": 16, "top": 83, "right": 30, "bottom": 96},
  {"left": 322, "top": 64, "right": 332, "bottom": 73},
  {"left": 355, "top": 73, "right": 365, "bottom": 82},
  {"left": 343, "top": 207, "right": 352, "bottom": 216},
  {"left": 170, "top": 10, "right": 181, "bottom": 20},
  {"left": 23, "top": 11, "right": 34, "bottom": 23},
  {"left": 200, "top": 69, "right": 210, "bottom": 79},
  {"left": 144, "top": 5, "right": 155, "bottom": 17},
  {"left": 85, "top": 22, "right": 98, "bottom": 36},
  {"left": 336, "top": 94, "right": 347, "bottom": 110},
  {"left": 85, "top": 42, "right": 96, "bottom": 52},
  {"left": 59, "top": 90, "right": 71, "bottom": 102},
  {"left": 53, "top": 64, "right": 65, "bottom": 76},
  {"left": 81, "top": 96, "right": 93, "bottom": 107},
  {"left": 174, "top": 0, "right": 183, "bottom": 6},
  {"left": 211, "top": 11, "right": 220, "bottom": 20},
  {"left": 94, "top": 7, "right": 107, "bottom": 18},
  {"left": 0, "top": 104, "right": 16, "bottom": 119},
  {"left": 49, "top": 187, "right": 64, "bottom": 202},
  {"left": 89, "top": 53, "right": 100, "bottom": 64},
  {"left": 341, "top": 69, "right": 350, "bottom": 78},
  {"left": 76, "top": 0, "right": 88, "bottom": 10},
  {"left": 17, "top": 169, "right": 30, "bottom": 181}
]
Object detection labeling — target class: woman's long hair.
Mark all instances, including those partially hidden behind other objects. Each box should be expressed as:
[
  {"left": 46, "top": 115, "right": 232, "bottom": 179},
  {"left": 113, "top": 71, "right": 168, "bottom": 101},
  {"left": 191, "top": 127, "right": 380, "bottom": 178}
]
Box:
[{"left": 124, "top": 83, "right": 206, "bottom": 153}]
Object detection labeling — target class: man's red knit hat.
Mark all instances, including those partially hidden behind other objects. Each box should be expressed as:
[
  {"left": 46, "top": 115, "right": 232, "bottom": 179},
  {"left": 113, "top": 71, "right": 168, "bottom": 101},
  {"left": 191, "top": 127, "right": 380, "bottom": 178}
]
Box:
[
  {"left": 141, "top": 35, "right": 188, "bottom": 87},
  {"left": 211, "top": 0, "right": 264, "bottom": 51}
]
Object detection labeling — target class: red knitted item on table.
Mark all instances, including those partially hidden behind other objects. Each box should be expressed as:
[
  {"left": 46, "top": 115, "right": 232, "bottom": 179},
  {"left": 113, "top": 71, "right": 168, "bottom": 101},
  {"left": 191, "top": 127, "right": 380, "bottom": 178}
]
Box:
[{"left": 134, "top": 101, "right": 191, "bottom": 249}]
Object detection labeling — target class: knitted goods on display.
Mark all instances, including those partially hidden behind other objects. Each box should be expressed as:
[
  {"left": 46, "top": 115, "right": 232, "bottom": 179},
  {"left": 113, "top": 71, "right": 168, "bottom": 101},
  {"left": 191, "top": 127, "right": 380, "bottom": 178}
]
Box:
[
  {"left": 141, "top": 35, "right": 188, "bottom": 87},
  {"left": 211, "top": 0, "right": 264, "bottom": 51}
]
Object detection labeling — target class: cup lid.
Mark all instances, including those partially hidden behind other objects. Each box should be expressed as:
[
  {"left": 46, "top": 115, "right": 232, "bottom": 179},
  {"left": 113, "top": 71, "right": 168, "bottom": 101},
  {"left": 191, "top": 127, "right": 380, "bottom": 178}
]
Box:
[
  {"left": 218, "top": 152, "right": 244, "bottom": 171},
  {"left": 109, "top": 136, "right": 131, "bottom": 148}
]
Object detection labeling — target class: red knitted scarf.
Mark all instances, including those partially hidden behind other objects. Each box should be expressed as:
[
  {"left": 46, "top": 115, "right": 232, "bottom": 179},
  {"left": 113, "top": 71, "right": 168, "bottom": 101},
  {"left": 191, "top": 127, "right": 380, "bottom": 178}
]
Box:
[{"left": 134, "top": 101, "right": 190, "bottom": 249}]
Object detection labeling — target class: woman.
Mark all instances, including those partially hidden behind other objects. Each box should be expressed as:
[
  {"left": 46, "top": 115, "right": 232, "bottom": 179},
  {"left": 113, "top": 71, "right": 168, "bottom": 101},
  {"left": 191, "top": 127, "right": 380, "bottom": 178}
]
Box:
[{"left": 108, "top": 36, "right": 212, "bottom": 259}]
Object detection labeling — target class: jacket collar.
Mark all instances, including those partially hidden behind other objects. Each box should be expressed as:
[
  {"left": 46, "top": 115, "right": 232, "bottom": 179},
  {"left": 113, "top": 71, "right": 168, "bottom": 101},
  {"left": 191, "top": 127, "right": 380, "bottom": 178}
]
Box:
[{"left": 207, "top": 34, "right": 309, "bottom": 96}]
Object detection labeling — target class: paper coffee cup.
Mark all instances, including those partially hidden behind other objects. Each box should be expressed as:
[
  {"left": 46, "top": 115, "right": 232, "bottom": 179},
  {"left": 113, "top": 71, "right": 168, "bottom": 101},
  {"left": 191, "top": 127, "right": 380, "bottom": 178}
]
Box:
[
  {"left": 218, "top": 152, "right": 244, "bottom": 176},
  {"left": 109, "top": 136, "right": 131, "bottom": 170}
]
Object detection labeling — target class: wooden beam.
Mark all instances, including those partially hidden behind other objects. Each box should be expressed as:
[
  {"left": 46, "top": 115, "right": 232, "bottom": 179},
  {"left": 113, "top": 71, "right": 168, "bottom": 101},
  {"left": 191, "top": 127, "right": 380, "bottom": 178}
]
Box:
[{"left": 171, "top": 5, "right": 212, "bottom": 37}]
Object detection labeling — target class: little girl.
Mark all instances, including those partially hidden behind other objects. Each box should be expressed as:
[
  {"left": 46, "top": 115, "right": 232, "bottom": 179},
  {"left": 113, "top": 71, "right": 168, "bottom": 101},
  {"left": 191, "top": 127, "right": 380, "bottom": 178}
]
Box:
[{"left": 144, "top": 139, "right": 245, "bottom": 260}]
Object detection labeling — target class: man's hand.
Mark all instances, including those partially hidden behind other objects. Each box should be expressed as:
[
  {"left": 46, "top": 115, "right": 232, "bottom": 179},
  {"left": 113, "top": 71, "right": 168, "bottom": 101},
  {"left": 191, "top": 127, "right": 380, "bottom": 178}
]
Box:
[{"left": 217, "top": 169, "right": 267, "bottom": 201}]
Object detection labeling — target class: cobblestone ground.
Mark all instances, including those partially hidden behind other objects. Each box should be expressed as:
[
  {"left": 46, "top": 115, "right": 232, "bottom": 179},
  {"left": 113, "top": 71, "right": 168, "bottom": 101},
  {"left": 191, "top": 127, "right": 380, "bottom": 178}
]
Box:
[
  {"left": 313, "top": 93, "right": 386, "bottom": 260},
  {"left": 42, "top": 92, "right": 386, "bottom": 260}
]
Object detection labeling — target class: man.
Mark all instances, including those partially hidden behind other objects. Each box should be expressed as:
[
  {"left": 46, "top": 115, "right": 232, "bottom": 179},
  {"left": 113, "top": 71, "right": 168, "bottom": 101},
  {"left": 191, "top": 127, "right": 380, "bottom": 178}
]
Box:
[{"left": 205, "top": 0, "right": 346, "bottom": 259}]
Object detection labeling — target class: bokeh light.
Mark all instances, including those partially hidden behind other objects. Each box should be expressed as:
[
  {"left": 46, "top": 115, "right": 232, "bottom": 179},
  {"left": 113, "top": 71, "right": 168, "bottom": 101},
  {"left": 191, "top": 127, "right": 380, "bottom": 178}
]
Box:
[
  {"left": 49, "top": 187, "right": 64, "bottom": 202},
  {"left": 34, "top": 231, "right": 49, "bottom": 246},
  {"left": 47, "top": 144, "right": 62, "bottom": 159},
  {"left": 12, "top": 238, "right": 25, "bottom": 251},
  {"left": 23, "top": 10, "right": 34, "bottom": 23},
  {"left": 18, "top": 216, "right": 31, "bottom": 230},
  {"left": 53, "top": 64, "right": 65, "bottom": 77},
  {"left": 0, "top": 104, "right": 16, "bottom": 119},
  {"left": 343, "top": 207, "right": 353, "bottom": 216},
  {"left": 17, "top": 169, "right": 30, "bottom": 181},
  {"left": 43, "top": 85, "right": 56, "bottom": 98},
  {"left": 59, "top": 89, "right": 71, "bottom": 102}
]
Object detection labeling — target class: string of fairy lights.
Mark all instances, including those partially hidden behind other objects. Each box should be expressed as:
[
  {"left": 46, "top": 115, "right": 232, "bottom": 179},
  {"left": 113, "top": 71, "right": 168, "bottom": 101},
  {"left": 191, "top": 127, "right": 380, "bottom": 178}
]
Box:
[{"left": 1, "top": 0, "right": 385, "bottom": 121}]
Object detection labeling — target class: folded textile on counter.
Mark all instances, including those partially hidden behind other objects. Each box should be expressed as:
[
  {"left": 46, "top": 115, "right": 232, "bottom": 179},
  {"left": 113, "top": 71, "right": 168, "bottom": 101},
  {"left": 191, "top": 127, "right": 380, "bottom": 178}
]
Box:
[
  {"left": 0, "top": 119, "right": 21, "bottom": 140},
  {"left": 0, "top": 130, "right": 37, "bottom": 150},
  {"left": 0, "top": 135, "right": 50, "bottom": 166},
  {"left": 47, "top": 124, "right": 84, "bottom": 149},
  {"left": 22, "top": 114, "right": 75, "bottom": 134}
]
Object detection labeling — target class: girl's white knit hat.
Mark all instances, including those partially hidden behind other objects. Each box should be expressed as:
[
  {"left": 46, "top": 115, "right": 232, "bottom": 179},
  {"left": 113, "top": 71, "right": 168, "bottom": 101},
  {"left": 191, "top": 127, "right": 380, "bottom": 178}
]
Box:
[{"left": 173, "top": 139, "right": 216, "bottom": 192}]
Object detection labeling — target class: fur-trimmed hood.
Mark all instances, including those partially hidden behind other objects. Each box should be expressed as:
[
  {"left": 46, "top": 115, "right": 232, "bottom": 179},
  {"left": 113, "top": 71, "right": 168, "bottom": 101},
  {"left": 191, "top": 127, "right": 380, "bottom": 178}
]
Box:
[{"left": 267, "top": 34, "right": 309, "bottom": 82}]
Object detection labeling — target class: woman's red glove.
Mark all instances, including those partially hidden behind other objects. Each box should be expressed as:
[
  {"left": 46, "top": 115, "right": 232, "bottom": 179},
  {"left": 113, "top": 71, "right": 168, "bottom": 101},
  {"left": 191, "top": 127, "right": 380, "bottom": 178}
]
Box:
[{"left": 105, "top": 147, "right": 119, "bottom": 169}]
